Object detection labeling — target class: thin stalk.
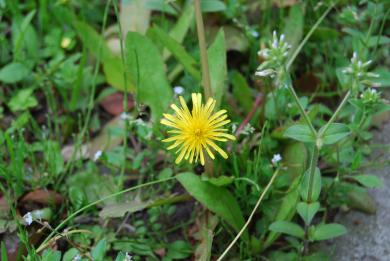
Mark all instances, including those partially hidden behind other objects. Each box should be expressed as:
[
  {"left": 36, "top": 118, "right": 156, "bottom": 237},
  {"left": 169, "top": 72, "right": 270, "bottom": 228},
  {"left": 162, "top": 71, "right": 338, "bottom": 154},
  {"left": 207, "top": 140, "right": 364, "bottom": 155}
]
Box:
[
  {"left": 285, "top": 71, "right": 317, "bottom": 136},
  {"left": 194, "top": 0, "right": 212, "bottom": 100},
  {"left": 194, "top": 0, "right": 213, "bottom": 177},
  {"left": 217, "top": 169, "right": 279, "bottom": 261},
  {"left": 319, "top": 90, "right": 351, "bottom": 136},
  {"left": 37, "top": 177, "right": 176, "bottom": 252},
  {"left": 113, "top": 0, "right": 130, "bottom": 188}
]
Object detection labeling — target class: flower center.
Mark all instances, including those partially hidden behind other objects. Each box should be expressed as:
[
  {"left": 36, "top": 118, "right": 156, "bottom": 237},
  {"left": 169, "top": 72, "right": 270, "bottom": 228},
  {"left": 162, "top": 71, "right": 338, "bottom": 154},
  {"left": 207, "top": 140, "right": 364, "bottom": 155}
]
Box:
[{"left": 194, "top": 128, "right": 203, "bottom": 138}]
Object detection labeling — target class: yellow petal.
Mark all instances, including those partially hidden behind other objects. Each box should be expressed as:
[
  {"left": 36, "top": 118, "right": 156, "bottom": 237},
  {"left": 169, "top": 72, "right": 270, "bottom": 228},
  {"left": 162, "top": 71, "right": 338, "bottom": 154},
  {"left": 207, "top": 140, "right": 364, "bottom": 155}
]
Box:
[{"left": 206, "top": 140, "right": 228, "bottom": 159}]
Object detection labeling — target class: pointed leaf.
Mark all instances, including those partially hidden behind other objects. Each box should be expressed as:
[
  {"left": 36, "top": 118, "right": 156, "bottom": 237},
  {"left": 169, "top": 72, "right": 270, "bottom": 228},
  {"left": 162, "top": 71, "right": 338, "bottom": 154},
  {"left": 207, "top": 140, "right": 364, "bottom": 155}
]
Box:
[
  {"left": 296, "top": 202, "right": 320, "bottom": 225},
  {"left": 320, "top": 123, "right": 351, "bottom": 145},
  {"left": 300, "top": 168, "right": 321, "bottom": 202},
  {"left": 269, "top": 221, "right": 305, "bottom": 239},
  {"left": 284, "top": 124, "right": 316, "bottom": 143},
  {"left": 312, "top": 223, "right": 347, "bottom": 241},
  {"left": 351, "top": 175, "right": 383, "bottom": 188}
]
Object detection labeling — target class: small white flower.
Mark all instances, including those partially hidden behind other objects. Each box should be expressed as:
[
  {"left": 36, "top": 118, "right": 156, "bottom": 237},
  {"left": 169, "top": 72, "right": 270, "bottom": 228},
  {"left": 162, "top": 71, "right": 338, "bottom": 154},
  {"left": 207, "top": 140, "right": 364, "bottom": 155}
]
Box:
[
  {"left": 125, "top": 252, "right": 133, "bottom": 261},
  {"left": 73, "top": 254, "right": 81, "bottom": 261},
  {"left": 271, "top": 154, "right": 282, "bottom": 165},
  {"left": 173, "top": 86, "right": 184, "bottom": 95},
  {"left": 120, "top": 112, "right": 131, "bottom": 121},
  {"left": 93, "top": 150, "right": 102, "bottom": 162},
  {"left": 23, "top": 212, "right": 33, "bottom": 226},
  {"left": 250, "top": 30, "right": 259, "bottom": 38}
]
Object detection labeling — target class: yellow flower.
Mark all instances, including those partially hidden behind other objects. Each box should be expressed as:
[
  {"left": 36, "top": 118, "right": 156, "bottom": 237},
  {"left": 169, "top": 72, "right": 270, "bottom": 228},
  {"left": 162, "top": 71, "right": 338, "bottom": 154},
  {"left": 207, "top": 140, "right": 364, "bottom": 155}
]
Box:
[{"left": 161, "top": 93, "right": 236, "bottom": 166}]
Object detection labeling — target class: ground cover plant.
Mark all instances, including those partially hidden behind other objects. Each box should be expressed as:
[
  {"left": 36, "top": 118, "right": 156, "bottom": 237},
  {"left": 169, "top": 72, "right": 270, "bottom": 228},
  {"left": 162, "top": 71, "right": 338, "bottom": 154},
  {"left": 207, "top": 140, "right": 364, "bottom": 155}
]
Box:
[{"left": 1, "top": 0, "right": 390, "bottom": 260}]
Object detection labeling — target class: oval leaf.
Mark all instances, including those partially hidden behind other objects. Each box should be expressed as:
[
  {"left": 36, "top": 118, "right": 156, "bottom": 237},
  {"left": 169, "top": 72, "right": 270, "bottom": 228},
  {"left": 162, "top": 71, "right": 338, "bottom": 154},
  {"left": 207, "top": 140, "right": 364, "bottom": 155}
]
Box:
[
  {"left": 284, "top": 124, "right": 316, "bottom": 143},
  {"left": 269, "top": 221, "right": 305, "bottom": 239},
  {"left": 296, "top": 201, "right": 320, "bottom": 225},
  {"left": 300, "top": 168, "right": 322, "bottom": 202},
  {"left": 312, "top": 223, "right": 347, "bottom": 241},
  {"left": 320, "top": 123, "right": 351, "bottom": 145},
  {"left": 351, "top": 175, "right": 383, "bottom": 188}
]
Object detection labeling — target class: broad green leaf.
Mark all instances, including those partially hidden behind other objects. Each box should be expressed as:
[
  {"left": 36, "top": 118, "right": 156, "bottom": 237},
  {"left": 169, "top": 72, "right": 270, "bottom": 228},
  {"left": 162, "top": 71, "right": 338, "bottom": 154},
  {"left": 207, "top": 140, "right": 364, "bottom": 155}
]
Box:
[
  {"left": 125, "top": 31, "right": 172, "bottom": 122},
  {"left": 91, "top": 239, "right": 107, "bottom": 261},
  {"left": 311, "top": 223, "right": 347, "bottom": 241},
  {"left": 281, "top": 142, "right": 308, "bottom": 179},
  {"left": 231, "top": 71, "right": 253, "bottom": 113},
  {"left": 320, "top": 123, "right": 350, "bottom": 145},
  {"left": 283, "top": 4, "right": 304, "bottom": 57},
  {"left": 296, "top": 202, "right": 320, "bottom": 225},
  {"left": 201, "top": 0, "right": 226, "bottom": 12},
  {"left": 269, "top": 221, "right": 305, "bottom": 239},
  {"left": 164, "top": 3, "right": 194, "bottom": 59},
  {"left": 300, "top": 168, "right": 321, "bottom": 202},
  {"left": 207, "top": 29, "right": 227, "bottom": 108},
  {"left": 100, "top": 201, "right": 150, "bottom": 218},
  {"left": 351, "top": 175, "right": 383, "bottom": 188},
  {"left": 284, "top": 124, "right": 316, "bottom": 143},
  {"left": 150, "top": 25, "right": 200, "bottom": 81},
  {"left": 42, "top": 249, "right": 61, "bottom": 261},
  {"left": 176, "top": 172, "right": 246, "bottom": 238},
  {"left": 74, "top": 21, "right": 134, "bottom": 92},
  {"left": 8, "top": 88, "right": 38, "bottom": 112},
  {"left": 0, "top": 63, "right": 30, "bottom": 83}
]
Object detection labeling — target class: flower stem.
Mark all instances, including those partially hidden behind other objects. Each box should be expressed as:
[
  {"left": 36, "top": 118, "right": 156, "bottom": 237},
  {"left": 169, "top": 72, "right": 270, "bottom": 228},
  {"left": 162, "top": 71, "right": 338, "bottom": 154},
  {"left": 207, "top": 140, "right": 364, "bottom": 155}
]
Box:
[{"left": 194, "top": 0, "right": 213, "bottom": 100}]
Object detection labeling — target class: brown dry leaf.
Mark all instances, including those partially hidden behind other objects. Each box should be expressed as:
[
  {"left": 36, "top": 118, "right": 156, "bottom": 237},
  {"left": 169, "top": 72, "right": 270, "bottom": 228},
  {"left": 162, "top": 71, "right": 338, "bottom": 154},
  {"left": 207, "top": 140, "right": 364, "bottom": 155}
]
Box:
[
  {"left": 21, "top": 190, "right": 62, "bottom": 205},
  {"left": 99, "top": 92, "right": 134, "bottom": 116}
]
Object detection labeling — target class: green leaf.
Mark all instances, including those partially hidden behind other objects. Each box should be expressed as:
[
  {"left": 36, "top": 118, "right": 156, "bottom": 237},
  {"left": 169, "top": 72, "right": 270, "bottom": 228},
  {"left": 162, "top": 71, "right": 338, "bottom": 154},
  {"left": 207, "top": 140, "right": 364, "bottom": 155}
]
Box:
[
  {"left": 145, "top": 0, "right": 177, "bottom": 15},
  {"left": 150, "top": 25, "right": 200, "bottom": 81},
  {"left": 296, "top": 202, "right": 320, "bottom": 225},
  {"left": 311, "top": 223, "right": 347, "bottom": 241},
  {"left": 300, "top": 168, "right": 321, "bottom": 202},
  {"left": 201, "top": 0, "right": 226, "bottom": 12},
  {"left": 91, "top": 239, "right": 107, "bottom": 261},
  {"left": 100, "top": 201, "right": 150, "bottom": 218},
  {"left": 374, "top": 67, "right": 390, "bottom": 87},
  {"left": 63, "top": 248, "right": 79, "bottom": 261},
  {"left": 320, "top": 123, "right": 350, "bottom": 145},
  {"left": 8, "top": 88, "right": 38, "bottom": 112},
  {"left": 284, "top": 124, "right": 316, "bottom": 143},
  {"left": 207, "top": 29, "right": 227, "bottom": 108},
  {"left": 263, "top": 177, "right": 300, "bottom": 250},
  {"left": 176, "top": 172, "right": 246, "bottom": 238},
  {"left": 269, "top": 221, "right": 305, "bottom": 239},
  {"left": 201, "top": 174, "right": 234, "bottom": 187},
  {"left": 0, "top": 63, "right": 30, "bottom": 83},
  {"left": 42, "top": 249, "right": 61, "bottom": 261},
  {"left": 351, "top": 175, "right": 383, "bottom": 188},
  {"left": 74, "top": 21, "right": 134, "bottom": 92},
  {"left": 231, "top": 71, "right": 253, "bottom": 113},
  {"left": 125, "top": 31, "right": 173, "bottom": 123},
  {"left": 1, "top": 241, "right": 7, "bottom": 261},
  {"left": 163, "top": 3, "right": 194, "bottom": 59}
]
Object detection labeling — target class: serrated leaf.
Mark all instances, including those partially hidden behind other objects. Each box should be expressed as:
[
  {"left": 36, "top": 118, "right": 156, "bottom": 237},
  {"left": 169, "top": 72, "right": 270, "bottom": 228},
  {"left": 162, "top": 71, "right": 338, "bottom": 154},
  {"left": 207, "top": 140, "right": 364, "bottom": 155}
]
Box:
[
  {"left": 284, "top": 124, "right": 316, "bottom": 143},
  {"left": 125, "top": 31, "right": 172, "bottom": 123},
  {"left": 269, "top": 221, "right": 305, "bottom": 239},
  {"left": 320, "top": 123, "right": 350, "bottom": 145},
  {"left": 300, "top": 168, "right": 321, "bottom": 202},
  {"left": 207, "top": 29, "right": 227, "bottom": 108},
  {"left": 176, "top": 172, "right": 247, "bottom": 239},
  {"left": 351, "top": 175, "right": 383, "bottom": 188},
  {"left": 312, "top": 223, "right": 347, "bottom": 241},
  {"left": 296, "top": 202, "right": 320, "bottom": 225}
]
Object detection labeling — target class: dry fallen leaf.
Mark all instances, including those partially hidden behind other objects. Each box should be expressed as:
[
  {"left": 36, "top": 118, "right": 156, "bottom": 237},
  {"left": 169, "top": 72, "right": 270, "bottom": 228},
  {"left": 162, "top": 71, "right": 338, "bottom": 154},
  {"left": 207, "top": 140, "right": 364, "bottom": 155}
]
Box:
[
  {"left": 21, "top": 190, "right": 63, "bottom": 205},
  {"left": 99, "top": 92, "right": 134, "bottom": 116}
]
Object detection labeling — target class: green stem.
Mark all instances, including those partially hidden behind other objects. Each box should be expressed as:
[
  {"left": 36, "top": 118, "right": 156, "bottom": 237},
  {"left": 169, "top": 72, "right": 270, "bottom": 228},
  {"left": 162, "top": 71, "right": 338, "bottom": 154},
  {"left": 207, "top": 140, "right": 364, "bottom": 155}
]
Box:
[
  {"left": 319, "top": 90, "right": 351, "bottom": 136},
  {"left": 285, "top": 71, "right": 317, "bottom": 136},
  {"left": 194, "top": 0, "right": 212, "bottom": 100},
  {"left": 37, "top": 177, "right": 176, "bottom": 252},
  {"left": 217, "top": 168, "right": 279, "bottom": 261}
]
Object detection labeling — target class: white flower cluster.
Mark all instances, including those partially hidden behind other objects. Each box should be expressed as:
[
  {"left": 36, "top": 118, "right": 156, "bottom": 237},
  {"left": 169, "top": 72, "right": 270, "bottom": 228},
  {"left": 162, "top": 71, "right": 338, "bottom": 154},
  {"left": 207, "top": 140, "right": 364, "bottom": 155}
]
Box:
[
  {"left": 255, "top": 31, "right": 291, "bottom": 79},
  {"left": 360, "top": 88, "right": 380, "bottom": 105},
  {"left": 342, "top": 52, "right": 380, "bottom": 88}
]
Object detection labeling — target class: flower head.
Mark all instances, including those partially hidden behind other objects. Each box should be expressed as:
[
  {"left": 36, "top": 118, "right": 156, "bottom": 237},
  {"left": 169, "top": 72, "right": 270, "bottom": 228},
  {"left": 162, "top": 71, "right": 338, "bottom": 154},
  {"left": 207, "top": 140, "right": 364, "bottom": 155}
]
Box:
[
  {"left": 161, "top": 93, "right": 236, "bottom": 165},
  {"left": 271, "top": 154, "right": 282, "bottom": 165},
  {"left": 23, "top": 212, "right": 33, "bottom": 226}
]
